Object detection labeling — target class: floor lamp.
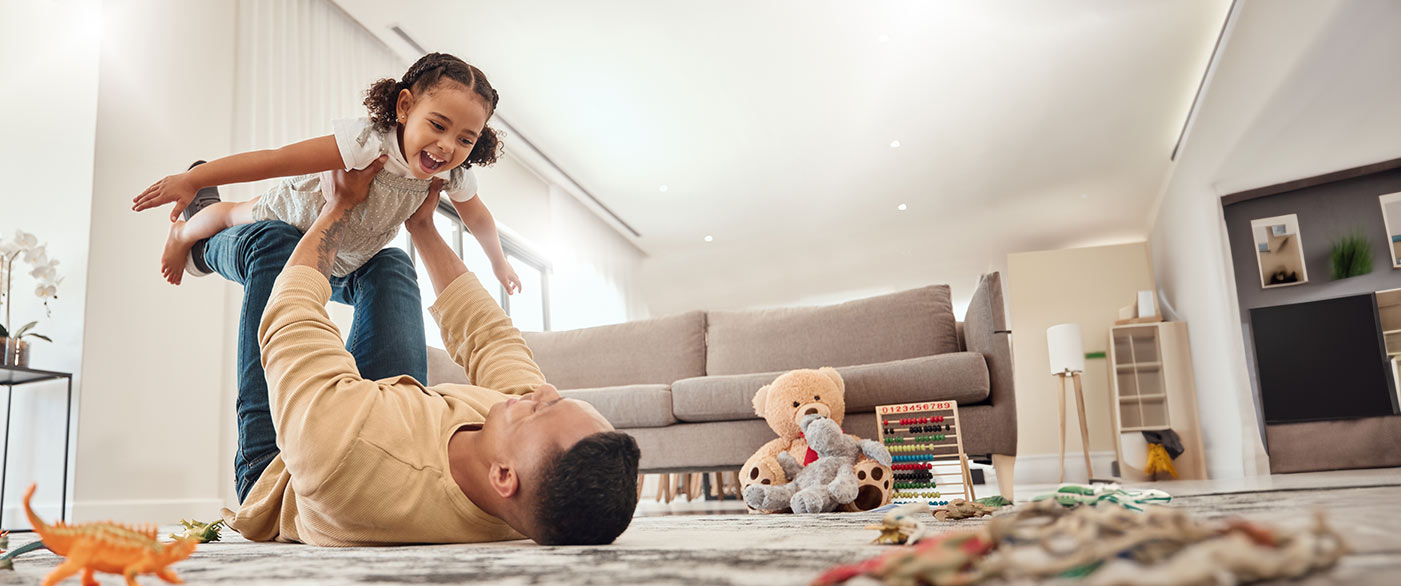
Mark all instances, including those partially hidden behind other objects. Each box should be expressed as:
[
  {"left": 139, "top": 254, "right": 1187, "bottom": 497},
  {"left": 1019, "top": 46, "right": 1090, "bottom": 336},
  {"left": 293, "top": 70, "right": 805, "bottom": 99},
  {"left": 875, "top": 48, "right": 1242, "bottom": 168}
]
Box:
[{"left": 1047, "top": 323, "right": 1093, "bottom": 483}]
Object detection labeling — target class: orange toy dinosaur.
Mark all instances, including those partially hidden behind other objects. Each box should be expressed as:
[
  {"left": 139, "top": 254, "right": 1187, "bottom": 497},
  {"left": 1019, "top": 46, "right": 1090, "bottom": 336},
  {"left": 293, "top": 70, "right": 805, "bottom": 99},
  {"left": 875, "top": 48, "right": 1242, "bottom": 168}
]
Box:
[{"left": 23, "top": 484, "right": 198, "bottom": 586}]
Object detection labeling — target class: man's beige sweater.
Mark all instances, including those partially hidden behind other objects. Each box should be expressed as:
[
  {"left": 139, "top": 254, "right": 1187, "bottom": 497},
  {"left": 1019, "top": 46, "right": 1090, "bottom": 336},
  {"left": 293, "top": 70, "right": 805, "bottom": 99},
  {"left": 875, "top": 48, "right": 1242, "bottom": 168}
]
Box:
[{"left": 219, "top": 265, "right": 545, "bottom": 546}]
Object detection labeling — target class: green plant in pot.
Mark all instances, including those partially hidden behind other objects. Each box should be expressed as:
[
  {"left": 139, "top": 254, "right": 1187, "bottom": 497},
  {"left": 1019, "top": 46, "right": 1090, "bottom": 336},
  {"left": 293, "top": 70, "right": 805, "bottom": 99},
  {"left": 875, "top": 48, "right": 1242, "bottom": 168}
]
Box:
[
  {"left": 1, "top": 230, "right": 62, "bottom": 368},
  {"left": 1329, "top": 227, "right": 1373, "bottom": 280}
]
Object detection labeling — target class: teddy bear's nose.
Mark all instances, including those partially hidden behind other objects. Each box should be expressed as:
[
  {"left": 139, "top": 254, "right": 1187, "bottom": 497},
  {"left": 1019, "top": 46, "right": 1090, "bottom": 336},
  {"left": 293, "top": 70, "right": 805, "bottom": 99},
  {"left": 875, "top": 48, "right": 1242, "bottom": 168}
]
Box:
[{"left": 803, "top": 407, "right": 821, "bottom": 416}]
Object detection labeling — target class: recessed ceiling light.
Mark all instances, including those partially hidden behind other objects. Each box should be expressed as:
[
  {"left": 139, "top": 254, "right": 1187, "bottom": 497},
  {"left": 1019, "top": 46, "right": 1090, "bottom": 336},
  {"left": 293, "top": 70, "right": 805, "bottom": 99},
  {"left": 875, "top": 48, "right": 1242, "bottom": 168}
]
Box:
[
  {"left": 704, "top": 235, "right": 713, "bottom": 242},
  {"left": 659, "top": 184, "right": 669, "bottom": 193},
  {"left": 890, "top": 140, "right": 901, "bottom": 148},
  {"left": 897, "top": 203, "right": 907, "bottom": 211},
  {"left": 1080, "top": 193, "right": 1089, "bottom": 199},
  {"left": 878, "top": 35, "right": 890, "bottom": 43}
]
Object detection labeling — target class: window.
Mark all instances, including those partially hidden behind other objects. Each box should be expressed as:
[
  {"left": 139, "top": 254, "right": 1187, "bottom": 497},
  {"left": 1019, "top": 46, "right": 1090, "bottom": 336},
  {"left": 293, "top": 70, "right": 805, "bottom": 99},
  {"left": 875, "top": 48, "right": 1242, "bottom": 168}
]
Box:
[{"left": 400, "top": 201, "right": 551, "bottom": 348}]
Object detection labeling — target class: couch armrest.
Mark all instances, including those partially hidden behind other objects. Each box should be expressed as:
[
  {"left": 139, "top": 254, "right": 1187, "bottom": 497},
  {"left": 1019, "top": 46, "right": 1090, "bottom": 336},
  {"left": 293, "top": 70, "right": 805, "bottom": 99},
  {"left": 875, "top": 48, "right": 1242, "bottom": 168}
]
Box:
[{"left": 964, "top": 271, "right": 1016, "bottom": 456}]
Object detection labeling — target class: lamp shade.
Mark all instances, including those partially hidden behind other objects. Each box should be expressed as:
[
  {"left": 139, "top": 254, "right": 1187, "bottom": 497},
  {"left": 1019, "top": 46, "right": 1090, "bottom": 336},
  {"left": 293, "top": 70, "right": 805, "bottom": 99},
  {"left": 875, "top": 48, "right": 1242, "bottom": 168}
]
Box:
[{"left": 1047, "top": 323, "right": 1085, "bottom": 374}]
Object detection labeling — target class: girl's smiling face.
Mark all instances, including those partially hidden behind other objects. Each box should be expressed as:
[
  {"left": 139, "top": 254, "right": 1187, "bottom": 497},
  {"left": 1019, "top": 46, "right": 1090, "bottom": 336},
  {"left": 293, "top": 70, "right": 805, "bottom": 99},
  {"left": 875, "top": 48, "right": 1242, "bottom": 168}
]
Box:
[{"left": 395, "top": 81, "right": 489, "bottom": 179}]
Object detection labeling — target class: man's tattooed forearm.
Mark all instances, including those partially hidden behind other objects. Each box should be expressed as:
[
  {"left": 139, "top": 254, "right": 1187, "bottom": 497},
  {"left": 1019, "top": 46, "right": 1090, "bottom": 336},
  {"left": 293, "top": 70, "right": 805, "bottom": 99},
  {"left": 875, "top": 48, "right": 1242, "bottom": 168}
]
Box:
[{"left": 313, "top": 212, "right": 353, "bottom": 276}]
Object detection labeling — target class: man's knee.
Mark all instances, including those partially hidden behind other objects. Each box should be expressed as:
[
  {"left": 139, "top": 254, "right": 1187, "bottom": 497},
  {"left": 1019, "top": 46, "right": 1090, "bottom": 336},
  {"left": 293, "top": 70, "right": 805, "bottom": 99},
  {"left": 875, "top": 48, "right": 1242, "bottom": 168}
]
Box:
[
  {"left": 359, "top": 247, "right": 416, "bottom": 281},
  {"left": 240, "top": 221, "right": 302, "bottom": 253}
]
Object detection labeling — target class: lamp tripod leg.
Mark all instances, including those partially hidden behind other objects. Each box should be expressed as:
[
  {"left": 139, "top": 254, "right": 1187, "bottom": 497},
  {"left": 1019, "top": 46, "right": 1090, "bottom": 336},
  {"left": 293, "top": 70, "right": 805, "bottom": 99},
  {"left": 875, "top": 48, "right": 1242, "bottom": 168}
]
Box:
[
  {"left": 1057, "top": 374, "right": 1067, "bottom": 484},
  {"left": 1073, "top": 372, "right": 1093, "bottom": 479}
]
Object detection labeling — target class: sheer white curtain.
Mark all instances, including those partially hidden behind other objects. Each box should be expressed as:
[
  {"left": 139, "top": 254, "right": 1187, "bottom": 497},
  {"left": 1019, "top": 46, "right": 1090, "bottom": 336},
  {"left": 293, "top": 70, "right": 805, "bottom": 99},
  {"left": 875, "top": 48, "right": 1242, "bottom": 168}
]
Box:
[
  {"left": 231, "top": 0, "right": 405, "bottom": 330},
  {"left": 546, "top": 185, "right": 646, "bottom": 331}
]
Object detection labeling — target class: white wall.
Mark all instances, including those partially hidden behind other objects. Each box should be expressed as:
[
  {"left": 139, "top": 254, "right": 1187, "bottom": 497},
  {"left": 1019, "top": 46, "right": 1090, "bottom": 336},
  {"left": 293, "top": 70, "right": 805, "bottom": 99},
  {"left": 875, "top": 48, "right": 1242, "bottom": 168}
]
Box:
[
  {"left": 0, "top": 0, "right": 102, "bottom": 525},
  {"left": 637, "top": 216, "right": 1012, "bottom": 319},
  {"left": 1006, "top": 243, "right": 1157, "bottom": 466},
  {"left": 78, "top": 0, "right": 238, "bottom": 521}
]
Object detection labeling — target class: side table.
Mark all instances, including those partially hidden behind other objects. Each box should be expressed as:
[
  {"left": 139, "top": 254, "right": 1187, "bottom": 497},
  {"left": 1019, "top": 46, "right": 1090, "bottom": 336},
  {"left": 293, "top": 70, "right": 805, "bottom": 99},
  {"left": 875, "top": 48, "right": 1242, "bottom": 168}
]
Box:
[{"left": 0, "top": 365, "right": 73, "bottom": 532}]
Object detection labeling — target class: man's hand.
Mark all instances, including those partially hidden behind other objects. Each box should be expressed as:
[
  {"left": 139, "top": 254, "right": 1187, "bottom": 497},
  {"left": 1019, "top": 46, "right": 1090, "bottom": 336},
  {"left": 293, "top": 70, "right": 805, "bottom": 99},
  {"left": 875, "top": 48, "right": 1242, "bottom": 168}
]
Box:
[
  {"left": 132, "top": 172, "right": 199, "bottom": 222},
  {"left": 406, "top": 178, "right": 444, "bottom": 233},
  {"left": 320, "top": 155, "right": 385, "bottom": 214}
]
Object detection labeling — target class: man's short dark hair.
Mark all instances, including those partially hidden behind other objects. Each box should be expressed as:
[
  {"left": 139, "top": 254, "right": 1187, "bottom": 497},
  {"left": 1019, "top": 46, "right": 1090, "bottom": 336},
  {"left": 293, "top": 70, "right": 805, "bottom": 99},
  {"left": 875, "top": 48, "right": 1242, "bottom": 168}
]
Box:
[{"left": 531, "top": 431, "right": 641, "bottom": 545}]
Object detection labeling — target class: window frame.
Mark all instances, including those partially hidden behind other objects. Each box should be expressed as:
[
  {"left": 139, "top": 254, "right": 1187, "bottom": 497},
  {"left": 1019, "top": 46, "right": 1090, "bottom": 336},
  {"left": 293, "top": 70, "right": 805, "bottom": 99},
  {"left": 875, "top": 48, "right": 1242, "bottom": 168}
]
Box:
[{"left": 406, "top": 200, "right": 552, "bottom": 331}]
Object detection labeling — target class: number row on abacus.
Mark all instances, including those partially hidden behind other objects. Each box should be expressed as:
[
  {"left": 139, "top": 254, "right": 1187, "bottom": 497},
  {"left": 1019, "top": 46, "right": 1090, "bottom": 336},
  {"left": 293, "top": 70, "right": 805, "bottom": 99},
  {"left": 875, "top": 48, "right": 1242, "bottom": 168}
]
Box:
[{"left": 889, "top": 416, "right": 948, "bottom": 425}]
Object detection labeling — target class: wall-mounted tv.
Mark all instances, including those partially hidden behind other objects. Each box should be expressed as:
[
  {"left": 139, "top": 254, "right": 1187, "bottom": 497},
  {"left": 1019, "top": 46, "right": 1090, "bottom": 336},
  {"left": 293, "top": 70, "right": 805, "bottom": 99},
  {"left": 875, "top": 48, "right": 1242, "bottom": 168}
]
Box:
[{"left": 1250, "top": 293, "right": 1398, "bottom": 424}]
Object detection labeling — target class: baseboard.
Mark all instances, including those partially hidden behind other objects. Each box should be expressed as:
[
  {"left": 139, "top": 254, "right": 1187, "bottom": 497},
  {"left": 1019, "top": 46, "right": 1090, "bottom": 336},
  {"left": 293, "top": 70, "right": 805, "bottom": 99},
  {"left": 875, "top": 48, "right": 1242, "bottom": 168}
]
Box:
[
  {"left": 988, "top": 451, "right": 1119, "bottom": 486},
  {"left": 3, "top": 497, "right": 227, "bottom": 528}
]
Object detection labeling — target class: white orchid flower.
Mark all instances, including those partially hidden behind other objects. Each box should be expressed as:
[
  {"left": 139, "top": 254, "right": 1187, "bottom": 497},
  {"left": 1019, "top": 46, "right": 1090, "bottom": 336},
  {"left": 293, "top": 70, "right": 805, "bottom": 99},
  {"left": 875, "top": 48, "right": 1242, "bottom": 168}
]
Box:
[
  {"left": 35, "top": 283, "right": 57, "bottom": 299},
  {"left": 30, "top": 263, "right": 57, "bottom": 282},
  {"left": 0, "top": 239, "right": 18, "bottom": 257},
  {"left": 21, "top": 243, "right": 47, "bottom": 265},
  {"left": 13, "top": 231, "right": 38, "bottom": 250}
]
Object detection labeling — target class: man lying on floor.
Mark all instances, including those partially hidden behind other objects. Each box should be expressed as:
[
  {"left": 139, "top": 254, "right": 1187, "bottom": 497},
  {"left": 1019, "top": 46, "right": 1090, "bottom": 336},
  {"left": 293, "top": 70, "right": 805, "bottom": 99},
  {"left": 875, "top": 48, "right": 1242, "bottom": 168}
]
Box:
[{"left": 219, "top": 165, "right": 640, "bottom": 546}]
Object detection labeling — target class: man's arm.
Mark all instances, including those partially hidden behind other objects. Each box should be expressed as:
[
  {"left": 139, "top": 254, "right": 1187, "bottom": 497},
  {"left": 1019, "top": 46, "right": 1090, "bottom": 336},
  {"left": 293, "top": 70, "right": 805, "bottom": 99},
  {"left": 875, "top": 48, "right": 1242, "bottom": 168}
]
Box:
[
  {"left": 405, "top": 183, "right": 469, "bottom": 296},
  {"left": 407, "top": 187, "right": 544, "bottom": 395},
  {"left": 256, "top": 159, "right": 386, "bottom": 492}
]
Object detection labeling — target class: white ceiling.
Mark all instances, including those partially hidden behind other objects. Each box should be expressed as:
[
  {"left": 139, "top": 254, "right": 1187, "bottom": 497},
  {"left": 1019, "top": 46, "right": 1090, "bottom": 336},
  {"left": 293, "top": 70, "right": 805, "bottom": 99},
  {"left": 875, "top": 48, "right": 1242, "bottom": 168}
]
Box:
[
  {"left": 334, "top": 0, "right": 1231, "bottom": 261},
  {"left": 1198, "top": 0, "right": 1401, "bottom": 195}
]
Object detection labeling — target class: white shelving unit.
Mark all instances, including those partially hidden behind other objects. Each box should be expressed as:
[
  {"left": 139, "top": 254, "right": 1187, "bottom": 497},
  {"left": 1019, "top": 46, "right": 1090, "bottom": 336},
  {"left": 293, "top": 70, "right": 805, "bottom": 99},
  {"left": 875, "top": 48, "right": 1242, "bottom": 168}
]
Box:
[{"left": 1107, "top": 321, "right": 1208, "bottom": 480}]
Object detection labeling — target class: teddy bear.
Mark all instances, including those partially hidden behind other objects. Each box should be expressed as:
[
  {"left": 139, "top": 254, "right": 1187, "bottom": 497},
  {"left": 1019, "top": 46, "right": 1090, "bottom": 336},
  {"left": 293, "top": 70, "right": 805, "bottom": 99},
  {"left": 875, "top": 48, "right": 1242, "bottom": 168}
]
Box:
[
  {"left": 744, "top": 414, "right": 893, "bottom": 513},
  {"left": 739, "top": 367, "right": 894, "bottom": 511}
]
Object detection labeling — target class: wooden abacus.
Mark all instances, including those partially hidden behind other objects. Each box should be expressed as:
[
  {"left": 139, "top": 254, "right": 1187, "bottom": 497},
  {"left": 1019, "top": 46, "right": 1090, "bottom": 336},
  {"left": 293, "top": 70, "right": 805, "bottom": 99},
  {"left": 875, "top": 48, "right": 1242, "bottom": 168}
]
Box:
[{"left": 875, "top": 400, "right": 975, "bottom": 507}]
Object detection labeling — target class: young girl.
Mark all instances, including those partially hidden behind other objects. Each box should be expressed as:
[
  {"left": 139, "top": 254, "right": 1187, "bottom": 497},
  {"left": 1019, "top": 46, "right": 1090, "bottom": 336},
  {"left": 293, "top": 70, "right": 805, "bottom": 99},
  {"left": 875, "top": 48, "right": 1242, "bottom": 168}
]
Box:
[{"left": 133, "top": 52, "right": 521, "bottom": 293}]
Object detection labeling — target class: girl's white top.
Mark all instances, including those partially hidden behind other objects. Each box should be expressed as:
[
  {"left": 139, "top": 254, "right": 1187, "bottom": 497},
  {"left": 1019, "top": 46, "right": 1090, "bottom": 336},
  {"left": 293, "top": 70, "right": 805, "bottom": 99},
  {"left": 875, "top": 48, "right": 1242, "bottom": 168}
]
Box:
[{"left": 249, "top": 117, "right": 479, "bottom": 277}]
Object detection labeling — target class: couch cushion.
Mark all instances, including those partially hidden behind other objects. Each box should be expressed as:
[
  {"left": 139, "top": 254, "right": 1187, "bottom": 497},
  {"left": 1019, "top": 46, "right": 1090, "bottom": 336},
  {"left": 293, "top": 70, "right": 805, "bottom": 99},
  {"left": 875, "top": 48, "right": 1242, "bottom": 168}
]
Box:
[
  {"left": 671, "top": 352, "right": 990, "bottom": 423},
  {"left": 705, "top": 285, "right": 960, "bottom": 375},
  {"left": 561, "top": 384, "right": 676, "bottom": 429},
  {"left": 521, "top": 311, "right": 707, "bottom": 390},
  {"left": 427, "top": 345, "right": 469, "bottom": 385}
]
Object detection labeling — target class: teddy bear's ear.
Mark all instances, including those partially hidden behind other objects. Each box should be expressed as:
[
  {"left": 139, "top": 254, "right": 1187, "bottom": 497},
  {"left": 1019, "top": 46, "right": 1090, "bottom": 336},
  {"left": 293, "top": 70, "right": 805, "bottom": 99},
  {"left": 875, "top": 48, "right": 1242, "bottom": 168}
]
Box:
[
  {"left": 819, "top": 367, "right": 844, "bottom": 393},
  {"left": 751, "top": 384, "right": 771, "bottom": 417}
]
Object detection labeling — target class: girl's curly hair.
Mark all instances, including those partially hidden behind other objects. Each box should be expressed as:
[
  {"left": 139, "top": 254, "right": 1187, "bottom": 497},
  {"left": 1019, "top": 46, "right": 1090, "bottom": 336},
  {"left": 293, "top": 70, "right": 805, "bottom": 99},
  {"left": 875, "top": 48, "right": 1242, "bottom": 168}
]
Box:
[{"left": 364, "top": 53, "right": 503, "bottom": 168}]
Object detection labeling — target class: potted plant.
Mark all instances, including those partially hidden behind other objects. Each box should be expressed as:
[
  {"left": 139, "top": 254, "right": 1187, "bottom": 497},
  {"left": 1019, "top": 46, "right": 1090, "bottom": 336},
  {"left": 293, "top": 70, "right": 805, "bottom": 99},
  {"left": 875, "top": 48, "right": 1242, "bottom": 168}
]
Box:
[
  {"left": 1329, "top": 227, "right": 1374, "bottom": 280},
  {"left": 1, "top": 230, "right": 61, "bottom": 368}
]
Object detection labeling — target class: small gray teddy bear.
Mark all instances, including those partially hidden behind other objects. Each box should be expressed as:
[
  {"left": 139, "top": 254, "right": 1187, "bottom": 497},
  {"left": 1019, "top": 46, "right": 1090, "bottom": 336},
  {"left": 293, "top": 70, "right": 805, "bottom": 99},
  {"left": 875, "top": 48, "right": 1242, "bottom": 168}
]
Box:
[{"left": 743, "top": 414, "right": 894, "bottom": 514}]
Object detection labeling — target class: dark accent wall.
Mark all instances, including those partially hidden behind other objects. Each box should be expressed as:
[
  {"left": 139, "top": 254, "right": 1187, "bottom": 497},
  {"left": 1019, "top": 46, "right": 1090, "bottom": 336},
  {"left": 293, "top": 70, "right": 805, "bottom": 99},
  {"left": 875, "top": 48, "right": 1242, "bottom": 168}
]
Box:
[
  {"left": 1224, "top": 168, "right": 1401, "bottom": 309},
  {"left": 1222, "top": 167, "right": 1401, "bottom": 472}
]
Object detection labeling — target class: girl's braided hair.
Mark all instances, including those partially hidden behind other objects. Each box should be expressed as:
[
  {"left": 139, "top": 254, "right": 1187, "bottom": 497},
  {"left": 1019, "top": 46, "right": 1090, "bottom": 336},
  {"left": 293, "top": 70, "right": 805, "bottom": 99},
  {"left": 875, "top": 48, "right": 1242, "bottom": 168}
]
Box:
[{"left": 364, "top": 52, "right": 502, "bottom": 168}]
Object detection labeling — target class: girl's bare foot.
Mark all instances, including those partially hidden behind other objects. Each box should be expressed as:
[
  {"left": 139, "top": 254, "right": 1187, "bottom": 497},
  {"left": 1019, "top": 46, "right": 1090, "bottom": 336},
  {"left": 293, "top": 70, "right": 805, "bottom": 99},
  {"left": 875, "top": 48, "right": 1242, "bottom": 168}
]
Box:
[{"left": 161, "top": 220, "right": 195, "bottom": 285}]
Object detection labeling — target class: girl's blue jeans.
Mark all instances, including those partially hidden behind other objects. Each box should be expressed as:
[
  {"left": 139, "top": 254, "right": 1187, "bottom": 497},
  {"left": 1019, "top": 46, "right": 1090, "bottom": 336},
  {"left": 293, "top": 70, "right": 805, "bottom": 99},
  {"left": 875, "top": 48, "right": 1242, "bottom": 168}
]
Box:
[{"left": 202, "top": 220, "right": 427, "bottom": 502}]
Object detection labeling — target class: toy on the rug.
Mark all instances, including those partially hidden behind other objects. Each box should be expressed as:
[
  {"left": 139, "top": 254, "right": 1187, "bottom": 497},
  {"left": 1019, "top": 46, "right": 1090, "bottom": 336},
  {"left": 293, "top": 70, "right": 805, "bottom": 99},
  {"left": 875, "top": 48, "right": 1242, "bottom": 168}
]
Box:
[
  {"left": 875, "top": 400, "right": 977, "bottom": 508},
  {"left": 0, "top": 533, "right": 49, "bottom": 571},
  {"left": 169, "top": 518, "right": 225, "bottom": 544},
  {"left": 816, "top": 527, "right": 996, "bottom": 585},
  {"left": 866, "top": 502, "right": 931, "bottom": 545},
  {"left": 744, "top": 414, "right": 893, "bottom": 513},
  {"left": 1029, "top": 483, "right": 1171, "bottom": 512},
  {"left": 22, "top": 484, "right": 198, "bottom": 586},
  {"left": 933, "top": 498, "right": 1003, "bottom": 522},
  {"left": 816, "top": 497, "right": 1349, "bottom": 586},
  {"left": 740, "top": 368, "right": 893, "bottom": 511}
]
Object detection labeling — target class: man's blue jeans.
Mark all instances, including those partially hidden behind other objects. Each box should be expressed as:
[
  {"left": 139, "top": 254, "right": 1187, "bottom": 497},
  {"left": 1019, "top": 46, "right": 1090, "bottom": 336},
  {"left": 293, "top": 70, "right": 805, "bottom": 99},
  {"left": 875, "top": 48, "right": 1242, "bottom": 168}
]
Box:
[{"left": 203, "top": 221, "right": 427, "bottom": 502}]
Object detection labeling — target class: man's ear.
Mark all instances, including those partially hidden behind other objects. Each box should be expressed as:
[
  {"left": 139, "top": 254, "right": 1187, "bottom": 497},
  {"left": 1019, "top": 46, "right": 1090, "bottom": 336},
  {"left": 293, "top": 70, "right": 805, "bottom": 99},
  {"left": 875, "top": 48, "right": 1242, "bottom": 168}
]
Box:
[
  {"left": 489, "top": 462, "right": 519, "bottom": 499},
  {"left": 396, "top": 88, "right": 415, "bottom": 122}
]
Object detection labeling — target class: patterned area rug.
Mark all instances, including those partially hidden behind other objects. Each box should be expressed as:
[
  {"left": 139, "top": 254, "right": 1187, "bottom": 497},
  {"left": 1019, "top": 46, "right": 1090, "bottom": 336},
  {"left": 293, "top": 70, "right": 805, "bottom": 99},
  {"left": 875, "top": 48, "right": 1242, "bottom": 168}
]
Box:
[{"left": 3, "top": 483, "right": 1398, "bottom": 585}]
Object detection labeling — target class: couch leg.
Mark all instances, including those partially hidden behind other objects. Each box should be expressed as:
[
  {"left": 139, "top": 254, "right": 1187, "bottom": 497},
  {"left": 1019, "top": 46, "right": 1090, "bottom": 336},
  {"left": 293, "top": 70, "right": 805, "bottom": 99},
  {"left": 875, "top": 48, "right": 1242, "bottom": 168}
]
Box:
[
  {"left": 992, "top": 454, "right": 1016, "bottom": 502},
  {"left": 689, "top": 473, "right": 704, "bottom": 501}
]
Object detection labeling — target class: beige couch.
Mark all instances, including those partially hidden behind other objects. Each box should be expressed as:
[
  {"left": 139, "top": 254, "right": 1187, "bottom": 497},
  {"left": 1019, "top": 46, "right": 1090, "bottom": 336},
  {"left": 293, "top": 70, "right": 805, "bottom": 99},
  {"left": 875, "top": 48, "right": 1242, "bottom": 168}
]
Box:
[{"left": 427, "top": 272, "right": 1017, "bottom": 497}]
